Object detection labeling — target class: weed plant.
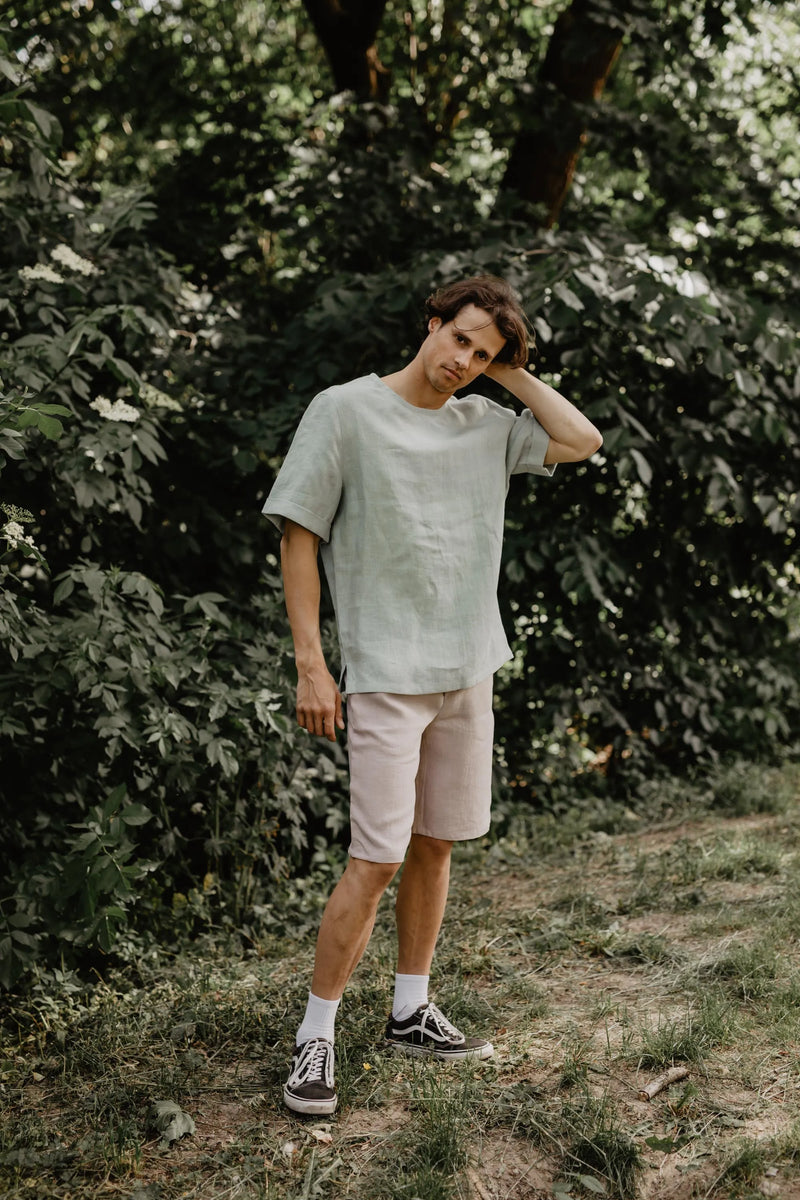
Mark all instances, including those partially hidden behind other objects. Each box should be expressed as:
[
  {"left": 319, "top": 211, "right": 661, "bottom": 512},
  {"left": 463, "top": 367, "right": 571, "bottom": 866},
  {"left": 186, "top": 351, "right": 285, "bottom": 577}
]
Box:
[
  {"left": 697, "top": 940, "right": 780, "bottom": 1001},
  {"left": 565, "top": 1123, "right": 641, "bottom": 1199},
  {"left": 708, "top": 761, "right": 800, "bottom": 817},
  {"left": 3, "top": 768, "right": 800, "bottom": 1199},
  {"left": 634, "top": 992, "right": 738, "bottom": 1070}
]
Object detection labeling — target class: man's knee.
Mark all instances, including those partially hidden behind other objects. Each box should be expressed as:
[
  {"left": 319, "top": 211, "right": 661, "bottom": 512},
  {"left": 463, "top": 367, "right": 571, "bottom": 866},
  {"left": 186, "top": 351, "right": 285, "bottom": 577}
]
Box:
[
  {"left": 345, "top": 855, "right": 401, "bottom": 899},
  {"left": 408, "top": 833, "right": 454, "bottom": 862}
]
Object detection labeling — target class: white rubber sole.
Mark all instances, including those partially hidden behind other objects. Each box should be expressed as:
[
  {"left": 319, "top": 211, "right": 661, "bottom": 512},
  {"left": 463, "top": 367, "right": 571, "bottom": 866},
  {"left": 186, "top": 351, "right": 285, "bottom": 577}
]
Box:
[
  {"left": 283, "top": 1088, "right": 338, "bottom": 1115},
  {"left": 386, "top": 1039, "right": 494, "bottom": 1062}
]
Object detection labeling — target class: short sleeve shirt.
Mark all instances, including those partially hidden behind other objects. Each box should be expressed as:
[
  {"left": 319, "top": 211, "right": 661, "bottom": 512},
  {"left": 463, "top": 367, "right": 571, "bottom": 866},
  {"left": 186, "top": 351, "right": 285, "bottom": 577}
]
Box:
[{"left": 262, "top": 373, "right": 555, "bottom": 694}]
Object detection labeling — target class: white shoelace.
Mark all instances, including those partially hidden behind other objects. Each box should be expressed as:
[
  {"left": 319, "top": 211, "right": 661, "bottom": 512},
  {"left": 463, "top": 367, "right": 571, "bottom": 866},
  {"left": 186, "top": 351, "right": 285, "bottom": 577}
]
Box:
[
  {"left": 289, "top": 1038, "right": 333, "bottom": 1088},
  {"left": 420, "top": 1003, "right": 464, "bottom": 1042}
]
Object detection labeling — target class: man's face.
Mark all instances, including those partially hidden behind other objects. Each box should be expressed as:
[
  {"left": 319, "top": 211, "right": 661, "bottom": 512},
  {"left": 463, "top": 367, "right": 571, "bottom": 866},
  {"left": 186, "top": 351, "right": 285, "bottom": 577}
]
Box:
[{"left": 422, "top": 303, "right": 506, "bottom": 394}]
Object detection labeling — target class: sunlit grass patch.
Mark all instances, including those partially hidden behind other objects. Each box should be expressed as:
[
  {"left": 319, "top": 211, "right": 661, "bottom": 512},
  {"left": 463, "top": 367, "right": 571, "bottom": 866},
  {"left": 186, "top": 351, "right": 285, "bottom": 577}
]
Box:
[
  {"left": 763, "top": 978, "right": 800, "bottom": 1039},
  {"left": 348, "top": 1062, "right": 482, "bottom": 1199},
  {"left": 4, "top": 783, "right": 800, "bottom": 1200},
  {"left": 703, "top": 836, "right": 784, "bottom": 881},
  {"left": 485, "top": 1081, "right": 643, "bottom": 1200},
  {"left": 695, "top": 938, "right": 781, "bottom": 1002},
  {"left": 558, "top": 1037, "right": 594, "bottom": 1091},
  {"left": 702, "top": 1136, "right": 769, "bottom": 1197},
  {"left": 633, "top": 993, "right": 738, "bottom": 1070},
  {"left": 708, "top": 760, "right": 800, "bottom": 818},
  {"left": 550, "top": 890, "right": 617, "bottom": 927},
  {"left": 563, "top": 1118, "right": 642, "bottom": 1200},
  {"left": 619, "top": 831, "right": 789, "bottom": 925}
]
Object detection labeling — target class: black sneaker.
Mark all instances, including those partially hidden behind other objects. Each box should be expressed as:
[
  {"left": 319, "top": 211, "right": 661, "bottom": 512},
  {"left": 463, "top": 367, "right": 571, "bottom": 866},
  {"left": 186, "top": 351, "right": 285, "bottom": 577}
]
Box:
[
  {"left": 385, "top": 1002, "right": 494, "bottom": 1061},
  {"left": 283, "top": 1038, "right": 337, "bottom": 1115}
]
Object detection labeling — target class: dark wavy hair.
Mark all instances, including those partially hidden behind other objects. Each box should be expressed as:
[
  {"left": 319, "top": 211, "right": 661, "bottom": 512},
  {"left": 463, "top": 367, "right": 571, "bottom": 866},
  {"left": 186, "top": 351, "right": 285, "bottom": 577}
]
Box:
[{"left": 424, "top": 275, "right": 532, "bottom": 368}]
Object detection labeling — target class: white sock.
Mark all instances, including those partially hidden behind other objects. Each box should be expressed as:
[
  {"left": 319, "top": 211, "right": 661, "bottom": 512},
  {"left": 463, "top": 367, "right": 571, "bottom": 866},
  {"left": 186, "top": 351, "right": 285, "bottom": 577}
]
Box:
[
  {"left": 296, "top": 992, "right": 340, "bottom": 1047},
  {"left": 392, "top": 973, "right": 430, "bottom": 1020}
]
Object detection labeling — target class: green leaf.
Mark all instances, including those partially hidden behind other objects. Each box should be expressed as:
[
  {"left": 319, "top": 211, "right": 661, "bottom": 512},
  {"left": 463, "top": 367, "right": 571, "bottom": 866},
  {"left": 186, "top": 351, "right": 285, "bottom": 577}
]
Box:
[
  {"left": 148, "top": 1100, "right": 196, "bottom": 1145},
  {"left": 36, "top": 414, "right": 64, "bottom": 440},
  {"left": 52, "top": 576, "right": 75, "bottom": 604},
  {"left": 645, "top": 1135, "right": 690, "bottom": 1153},
  {"left": 34, "top": 404, "right": 72, "bottom": 416},
  {"left": 103, "top": 784, "right": 128, "bottom": 818},
  {"left": 23, "top": 101, "right": 61, "bottom": 141},
  {"left": 120, "top": 803, "right": 153, "bottom": 827},
  {"left": 629, "top": 448, "right": 653, "bottom": 487},
  {"left": 576, "top": 1176, "right": 606, "bottom": 1195},
  {"left": 553, "top": 281, "right": 585, "bottom": 311},
  {"left": 0, "top": 57, "right": 20, "bottom": 85}
]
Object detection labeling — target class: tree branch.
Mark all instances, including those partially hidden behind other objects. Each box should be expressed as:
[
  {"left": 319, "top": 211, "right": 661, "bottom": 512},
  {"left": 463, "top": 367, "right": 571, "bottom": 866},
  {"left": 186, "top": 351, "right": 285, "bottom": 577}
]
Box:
[
  {"left": 302, "top": 0, "right": 390, "bottom": 100},
  {"left": 501, "top": 0, "right": 624, "bottom": 226}
]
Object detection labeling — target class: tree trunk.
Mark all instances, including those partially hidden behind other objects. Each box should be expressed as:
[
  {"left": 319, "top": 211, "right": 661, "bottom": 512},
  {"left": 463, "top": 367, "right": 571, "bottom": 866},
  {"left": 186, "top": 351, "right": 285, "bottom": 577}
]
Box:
[
  {"left": 302, "top": 0, "right": 391, "bottom": 100},
  {"left": 501, "top": 0, "right": 623, "bottom": 226}
]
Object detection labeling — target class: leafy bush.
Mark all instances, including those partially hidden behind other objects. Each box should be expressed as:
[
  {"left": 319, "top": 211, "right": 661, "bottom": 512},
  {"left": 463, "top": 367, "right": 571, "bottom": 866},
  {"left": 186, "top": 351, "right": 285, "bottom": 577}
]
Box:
[
  {"left": 0, "top": 43, "right": 347, "bottom": 987},
  {"left": 0, "top": 558, "right": 348, "bottom": 987},
  {"left": 2, "top": 2, "right": 799, "bottom": 986}
]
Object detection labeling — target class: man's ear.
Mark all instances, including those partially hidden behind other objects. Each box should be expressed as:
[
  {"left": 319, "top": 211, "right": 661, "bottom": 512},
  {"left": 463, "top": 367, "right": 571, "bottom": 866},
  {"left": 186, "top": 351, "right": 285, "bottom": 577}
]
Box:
[{"left": 427, "top": 316, "right": 442, "bottom": 334}]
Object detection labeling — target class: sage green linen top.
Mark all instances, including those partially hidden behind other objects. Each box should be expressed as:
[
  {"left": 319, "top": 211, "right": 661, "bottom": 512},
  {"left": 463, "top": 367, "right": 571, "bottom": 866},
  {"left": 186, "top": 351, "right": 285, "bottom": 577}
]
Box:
[{"left": 262, "top": 373, "right": 555, "bottom": 694}]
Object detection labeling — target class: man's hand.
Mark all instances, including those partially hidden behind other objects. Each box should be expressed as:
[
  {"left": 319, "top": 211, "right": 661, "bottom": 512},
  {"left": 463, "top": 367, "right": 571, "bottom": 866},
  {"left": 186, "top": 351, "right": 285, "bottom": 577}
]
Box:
[
  {"left": 483, "top": 360, "right": 516, "bottom": 384},
  {"left": 483, "top": 361, "right": 602, "bottom": 463},
  {"left": 296, "top": 664, "right": 345, "bottom": 741}
]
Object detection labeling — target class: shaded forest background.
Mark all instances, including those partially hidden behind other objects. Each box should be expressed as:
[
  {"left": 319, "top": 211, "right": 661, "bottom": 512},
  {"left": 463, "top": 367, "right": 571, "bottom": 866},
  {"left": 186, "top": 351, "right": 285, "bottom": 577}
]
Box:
[{"left": 1, "top": 0, "right": 798, "bottom": 988}]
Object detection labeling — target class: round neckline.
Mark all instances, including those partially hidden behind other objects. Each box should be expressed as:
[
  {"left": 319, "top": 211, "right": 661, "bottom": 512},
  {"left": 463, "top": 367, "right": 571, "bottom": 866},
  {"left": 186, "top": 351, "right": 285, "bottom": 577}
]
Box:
[{"left": 371, "top": 372, "right": 453, "bottom": 414}]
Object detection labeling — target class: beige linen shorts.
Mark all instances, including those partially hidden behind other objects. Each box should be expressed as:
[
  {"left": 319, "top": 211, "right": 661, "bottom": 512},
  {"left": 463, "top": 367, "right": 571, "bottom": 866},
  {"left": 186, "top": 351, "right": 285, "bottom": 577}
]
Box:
[{"left": 346, "top": 675, "right": 495, "bottom": 863}]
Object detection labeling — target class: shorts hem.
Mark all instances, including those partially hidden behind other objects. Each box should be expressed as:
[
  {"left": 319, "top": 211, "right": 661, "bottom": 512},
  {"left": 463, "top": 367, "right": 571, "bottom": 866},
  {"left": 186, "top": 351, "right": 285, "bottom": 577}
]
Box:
[
  {"left": 411, "top": 822, "right": 491, "bottom": 843},
  {"left": 348, "top": 844, "right": 407, "bottom": 865}
]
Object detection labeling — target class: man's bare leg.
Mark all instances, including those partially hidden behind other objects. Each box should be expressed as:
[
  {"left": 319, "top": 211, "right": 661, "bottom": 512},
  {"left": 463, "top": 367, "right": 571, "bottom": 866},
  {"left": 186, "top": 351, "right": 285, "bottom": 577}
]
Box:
[
  {"left": 310, "top": 856, "right": 401, "bottom": 1000},
  {"left": 387, "top": 833, "right": 493, "bottom": 1060},
  {"left": 395, "top": 834, "right": 453, "bottom": 975}
]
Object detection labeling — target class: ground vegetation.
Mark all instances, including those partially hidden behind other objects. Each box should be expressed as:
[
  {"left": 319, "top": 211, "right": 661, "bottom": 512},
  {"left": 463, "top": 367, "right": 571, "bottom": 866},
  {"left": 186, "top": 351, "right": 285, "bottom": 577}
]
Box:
[{"left": 0, "top": 0, "right": 798, "bottom": 985}]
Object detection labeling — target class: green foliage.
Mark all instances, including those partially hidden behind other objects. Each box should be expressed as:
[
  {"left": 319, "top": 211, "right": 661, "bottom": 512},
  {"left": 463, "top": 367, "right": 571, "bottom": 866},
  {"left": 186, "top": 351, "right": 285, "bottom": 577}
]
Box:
[
  {"left": 0, "top": 554, "right": 348, "bottom": 985},
  {"left": 0, "top": 785, "right": 155, "bottom": 990},
  {"left": 0, "top": 26, "right": 348, "bottom": 987},
  {"left": 1, "top": 0, "right": 799, "bottom": 984}
]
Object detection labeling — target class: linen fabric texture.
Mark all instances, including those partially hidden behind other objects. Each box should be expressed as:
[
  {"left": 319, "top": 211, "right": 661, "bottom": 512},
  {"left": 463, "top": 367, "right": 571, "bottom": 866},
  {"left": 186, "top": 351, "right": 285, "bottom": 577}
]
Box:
[
  {"left": 262, "top": 373, "right": 555, "bottom": 696},
  {"left": 346, "top": 677, "right": 495, "bottom": 862}
]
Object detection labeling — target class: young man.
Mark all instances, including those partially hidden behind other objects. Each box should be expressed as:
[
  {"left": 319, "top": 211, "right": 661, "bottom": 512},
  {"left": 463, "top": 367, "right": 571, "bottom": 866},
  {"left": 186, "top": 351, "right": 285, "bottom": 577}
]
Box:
[{"left": 262, "top": 276, "right": 602, "bottom": 1115}]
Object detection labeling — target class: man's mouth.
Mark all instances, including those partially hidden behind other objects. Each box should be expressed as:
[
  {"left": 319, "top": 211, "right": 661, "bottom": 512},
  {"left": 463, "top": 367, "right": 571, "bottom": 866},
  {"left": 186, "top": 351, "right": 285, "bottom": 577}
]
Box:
[{"left": 443, "top": 367, "right": 461, "bottom": 381}]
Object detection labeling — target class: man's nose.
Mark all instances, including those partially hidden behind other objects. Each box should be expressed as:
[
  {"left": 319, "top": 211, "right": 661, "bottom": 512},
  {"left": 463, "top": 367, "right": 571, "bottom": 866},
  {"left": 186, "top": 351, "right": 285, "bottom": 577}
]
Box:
[{"left": 454, "top": 347, "right": 470, "bottom": 369}]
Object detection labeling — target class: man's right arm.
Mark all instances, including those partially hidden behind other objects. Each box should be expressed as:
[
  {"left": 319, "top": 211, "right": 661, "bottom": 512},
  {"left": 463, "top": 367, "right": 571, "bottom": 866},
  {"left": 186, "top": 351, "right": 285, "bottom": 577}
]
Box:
[{"left": 280, "top": 519, "right": 344, "bottom": 742}]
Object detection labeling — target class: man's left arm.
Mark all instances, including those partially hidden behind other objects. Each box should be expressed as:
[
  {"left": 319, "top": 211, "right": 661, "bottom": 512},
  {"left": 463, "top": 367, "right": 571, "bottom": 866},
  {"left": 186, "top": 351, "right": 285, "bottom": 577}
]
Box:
[{"left": 485, "top": 362, "right": 602, "bottom": 464}]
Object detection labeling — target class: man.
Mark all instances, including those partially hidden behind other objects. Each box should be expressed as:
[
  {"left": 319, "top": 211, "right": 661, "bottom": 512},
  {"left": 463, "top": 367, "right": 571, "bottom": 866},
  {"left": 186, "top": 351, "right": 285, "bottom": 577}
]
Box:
[{"left": 262, "top": 275, "right": 602, "bottom": 1115}]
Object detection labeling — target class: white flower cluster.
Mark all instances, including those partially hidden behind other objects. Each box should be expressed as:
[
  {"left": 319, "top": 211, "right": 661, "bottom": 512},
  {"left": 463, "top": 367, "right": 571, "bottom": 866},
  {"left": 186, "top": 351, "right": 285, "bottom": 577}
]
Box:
[
  {"left": 90, "top": 396, "right": 141, "bottom": 423},
  {"left": 50, "top": 243, "right": 99, "bottom": 276},
  {"left": 2, "top": 520, "right": 36, "bottom": 552},
  {"left": 18, "top": 264, "right": 65, "bottom": 284}
]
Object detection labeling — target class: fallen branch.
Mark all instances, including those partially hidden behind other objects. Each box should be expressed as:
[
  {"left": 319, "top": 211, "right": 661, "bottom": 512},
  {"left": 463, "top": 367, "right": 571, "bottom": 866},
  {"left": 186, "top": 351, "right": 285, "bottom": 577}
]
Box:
[{"left": 638, "top": 1066, "right": 689, "bottom": 1101}]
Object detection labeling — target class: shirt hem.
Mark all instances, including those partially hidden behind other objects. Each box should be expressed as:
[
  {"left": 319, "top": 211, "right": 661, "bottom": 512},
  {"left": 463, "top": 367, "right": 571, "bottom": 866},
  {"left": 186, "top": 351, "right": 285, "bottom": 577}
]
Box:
[{"left": 342, "top": 652, "right": 510, "bottom": 696}]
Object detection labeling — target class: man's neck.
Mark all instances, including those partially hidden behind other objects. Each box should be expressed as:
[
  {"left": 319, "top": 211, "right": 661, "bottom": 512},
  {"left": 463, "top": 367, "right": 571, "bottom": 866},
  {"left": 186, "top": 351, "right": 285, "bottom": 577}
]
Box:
[{"left": 380, "top": 359, "right": 450, "bottom": 410}]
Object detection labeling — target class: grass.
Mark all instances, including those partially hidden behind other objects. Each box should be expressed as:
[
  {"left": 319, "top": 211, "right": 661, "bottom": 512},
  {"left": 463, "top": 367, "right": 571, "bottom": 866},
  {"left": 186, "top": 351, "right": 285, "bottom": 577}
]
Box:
[
  {"left": 2, "top": 763, "right": 800, "bottom": 1199},
  {"left": 632, "top": 992, "right": 738, "bottom": 1070}
]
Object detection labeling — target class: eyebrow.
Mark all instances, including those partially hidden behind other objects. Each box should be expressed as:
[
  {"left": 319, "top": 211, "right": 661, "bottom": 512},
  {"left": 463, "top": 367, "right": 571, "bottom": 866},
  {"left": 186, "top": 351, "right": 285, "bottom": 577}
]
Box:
[{"left": 452, "top": 319, "right": 499, "bottom": 355}]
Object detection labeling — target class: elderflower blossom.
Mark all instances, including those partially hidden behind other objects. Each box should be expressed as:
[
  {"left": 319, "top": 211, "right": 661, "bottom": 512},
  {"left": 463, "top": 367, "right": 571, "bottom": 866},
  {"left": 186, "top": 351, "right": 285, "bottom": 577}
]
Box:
[
  {"left": 2, "top": 520, "right": 36, "bottom": 552},
  {"left": 50, "top": 243, "right": 99, "bottom": 276},
  {"left": 1, "top": 504, "right": 34, "bottom": 524},
  {"left": 90, "top": 396, "right": 141, "bottom": 423},
  {"left": 18, "top": 263, "right": 65, "bottom": 284}
]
